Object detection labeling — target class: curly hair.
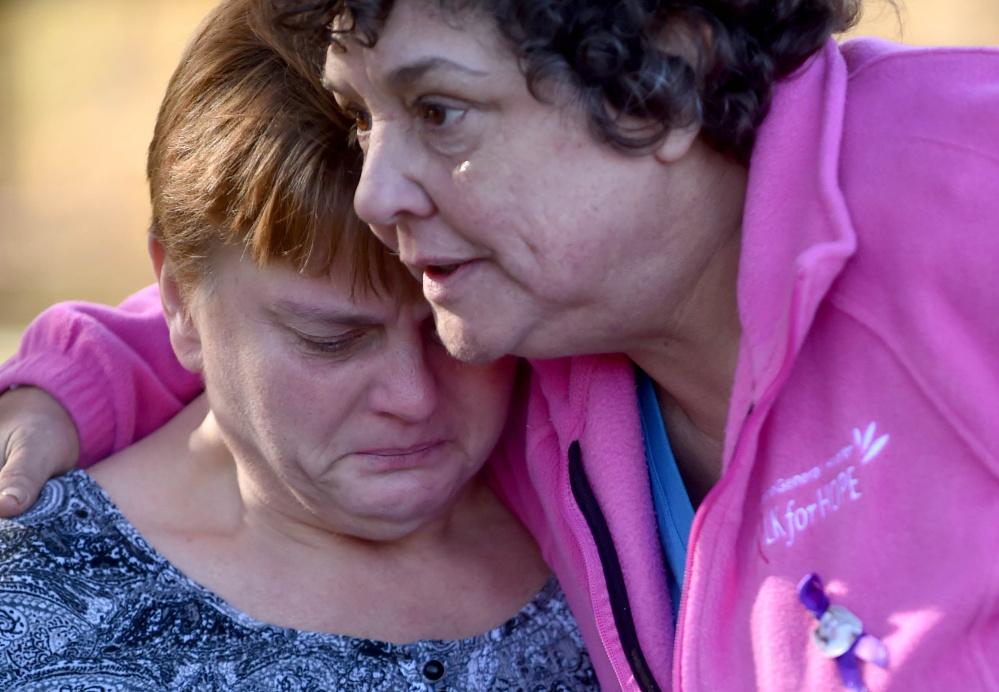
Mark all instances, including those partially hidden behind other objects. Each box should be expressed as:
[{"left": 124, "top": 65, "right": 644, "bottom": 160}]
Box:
[{"left": 281, "top": 0, "right": 863, "bottom": 163}]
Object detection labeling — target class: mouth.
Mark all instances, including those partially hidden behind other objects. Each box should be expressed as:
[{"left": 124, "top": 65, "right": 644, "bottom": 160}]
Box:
[
  {"left": 425, "top": 263, "right": 461, "bottom": 279},
  {"left": 399, "top": 257, "right": 464, "bottom": 282},
  {"left": 356, "top": 441, "right": 447, "bottom": 470},
  {"left": 421, "top": 260, "right": 481, "bottom": 304},
  {"left": 359, "top": 440, "right": 443, "bottom": 457}
]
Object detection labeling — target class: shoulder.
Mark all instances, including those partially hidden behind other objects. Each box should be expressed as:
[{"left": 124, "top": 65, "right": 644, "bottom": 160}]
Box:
[
  {"left": 0, "top": 470, "right": 171, "bottom": 614},
  {"left": 0, "top": 472, "right": 152, "bottom": 683},
  {"left": 0, "top": 471, "right": 157, "bottom": 594},
  {"left": 842, "top": 37, "right": 999, "bottom": 82},
  {"left": 0, "top": 471, "right": 94, "bottom": 545},
  {"left": 834, "top": 39, "right": 999, "bottom": 272},
  {"left": 841, "top": 38, "right": 999, "bottom": 113},
  {"left": 818, "top": 43, "right": 999, "bottom": 461},
  {"left": 838, "top": 39, "right": 999, "bottom": 185}
]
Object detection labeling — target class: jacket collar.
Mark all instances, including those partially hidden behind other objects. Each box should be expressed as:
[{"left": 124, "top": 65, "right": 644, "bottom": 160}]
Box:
[{"left": 724, "top": 39, "right": 860, "bottom": 460}]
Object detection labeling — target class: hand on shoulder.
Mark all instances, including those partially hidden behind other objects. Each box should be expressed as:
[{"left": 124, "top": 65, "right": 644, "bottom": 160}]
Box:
[{"left": 0, "top": 386, "right": 79, "bottom": 517}]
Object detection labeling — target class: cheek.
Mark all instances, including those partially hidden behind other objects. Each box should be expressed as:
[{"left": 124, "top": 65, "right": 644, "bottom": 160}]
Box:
[
  {"left": 199, "top": 327, "right": 301, "bottom": 435},
  {"left": 445, "top": 357, "right": 517, "bottom": 449},
  {"left": 434, "top": 144, "right": 538, "bottom": 245},
  {"left": 208, "top": 359, "right": 360, "bottom": 470},
  {"left": 200, "top": 332, "right": 265, "bottom": 399},
  {"left": 368, "top": 222, "right": 400, "bottom": 251},
  {"left": 453, "top": 160, "right": 595, "bottom": 280}
]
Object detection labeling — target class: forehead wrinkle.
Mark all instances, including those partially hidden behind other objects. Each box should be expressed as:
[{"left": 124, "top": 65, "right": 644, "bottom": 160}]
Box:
[{"left": 383, "top": 57, "right": 488, "bottom": 91}]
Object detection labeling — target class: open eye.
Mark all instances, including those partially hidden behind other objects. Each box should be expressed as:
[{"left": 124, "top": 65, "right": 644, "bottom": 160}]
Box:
[
  {"left": 346, "top": 106, "right": 372, "bottom": 132},
  {"left": 415, "top": 100, "right": 466, "bottom": 128}
]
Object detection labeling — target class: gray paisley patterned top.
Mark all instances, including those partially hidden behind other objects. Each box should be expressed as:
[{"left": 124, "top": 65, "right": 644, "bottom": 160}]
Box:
[{"left": 0, "top": 471, "right": 598, "bottom": 691}]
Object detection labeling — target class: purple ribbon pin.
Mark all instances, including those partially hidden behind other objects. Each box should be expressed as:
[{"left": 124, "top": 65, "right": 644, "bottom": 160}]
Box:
[{"left": 798, "top": 573, "right": 888, "bottom": 692}]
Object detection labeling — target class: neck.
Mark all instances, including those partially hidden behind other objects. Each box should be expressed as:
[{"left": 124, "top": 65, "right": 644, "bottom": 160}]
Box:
[
  {"left": 629, "top": 232, "right": 741, "bottom": 505},
  {"left": 629, "top": 225, "right": 742, "bottom": 442},
  {"left": 626, "top": 147, "right": 746, "bottom": 502}
]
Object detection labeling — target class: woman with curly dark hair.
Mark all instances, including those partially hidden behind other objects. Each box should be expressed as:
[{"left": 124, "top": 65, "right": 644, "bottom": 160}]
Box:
[
  {"left": 316, "top": 1, "right": 999, "bottom": 689},
  {"left": 1, "top": 0, "right": 998, "bottom": 689}
]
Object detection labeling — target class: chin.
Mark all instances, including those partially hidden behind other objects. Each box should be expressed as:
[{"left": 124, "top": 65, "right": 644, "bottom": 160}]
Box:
[
  {"left": 435, "top": 311, "right": 519, "bottom": 364},
  {"left": 442, "top": 336, "right": 499, "bottom": 364},
  {"left": 347, "top": 478, "right": 464, "bottom": 528}
]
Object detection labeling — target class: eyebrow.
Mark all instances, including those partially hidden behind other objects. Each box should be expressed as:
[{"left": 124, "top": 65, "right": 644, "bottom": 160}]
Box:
[
  {"left": 322, "top": 54, "right": 488, "bottom": 98},
  {"left": 384, "top": 57, "right": 488, "bottom": 91},
  {"left": 271, "top": 299, "right": 383, "bottom": 328}
]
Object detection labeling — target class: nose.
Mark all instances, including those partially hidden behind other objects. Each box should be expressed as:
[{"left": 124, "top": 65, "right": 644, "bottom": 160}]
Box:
[
  {"left": 353, "top": 122, "right": 435, "bottom": 249},
  {"left": 369, "top": 325, "right": 439, "bottom": 423}
]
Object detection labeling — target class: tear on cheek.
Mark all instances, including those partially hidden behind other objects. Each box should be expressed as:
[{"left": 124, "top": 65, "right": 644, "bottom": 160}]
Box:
[{"left": 452, "top": 160, "right": 472, "bottom": 183}]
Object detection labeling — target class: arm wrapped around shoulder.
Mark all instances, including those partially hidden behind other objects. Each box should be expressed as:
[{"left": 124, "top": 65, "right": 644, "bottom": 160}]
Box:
[{"left": 0, "top": 284, "right": 204, "bottom": 515}]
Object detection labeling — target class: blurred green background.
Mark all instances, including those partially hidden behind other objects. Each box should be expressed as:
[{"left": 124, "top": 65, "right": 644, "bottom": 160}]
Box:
[{"left": 2, "top": 0, "right": 999, "bottom": 361}]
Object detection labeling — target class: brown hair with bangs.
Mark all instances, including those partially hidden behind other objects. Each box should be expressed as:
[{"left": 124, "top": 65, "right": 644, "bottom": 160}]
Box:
[{"left": 147, "top": 0, "right": 412, "bottom": 298}]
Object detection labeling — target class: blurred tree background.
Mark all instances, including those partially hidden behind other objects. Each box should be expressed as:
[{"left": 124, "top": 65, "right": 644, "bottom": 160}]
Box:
[{"left": 1, "top": 0, "right": 998, "bottom": 361}]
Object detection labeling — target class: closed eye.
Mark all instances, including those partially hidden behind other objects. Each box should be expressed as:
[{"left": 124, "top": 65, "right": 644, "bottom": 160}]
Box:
[{"left": 297, "top": 331, "right": 367, "bottom": 359}]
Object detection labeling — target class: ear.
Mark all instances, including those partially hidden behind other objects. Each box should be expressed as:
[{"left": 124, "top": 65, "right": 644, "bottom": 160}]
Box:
[
  {"left": 650, "top": 13, "right": 707, "bottom": 165},
  {"left": 149, "top": 235, "right": 204, "bottom": 373},
  {"left": 653, "top": 122, "right": 701, "bottom": 164}
]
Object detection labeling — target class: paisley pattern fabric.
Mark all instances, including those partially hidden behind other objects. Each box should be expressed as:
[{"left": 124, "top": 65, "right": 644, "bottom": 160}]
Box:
[{"left": 0, "top": 471, "right": 597, "bottom": 691}]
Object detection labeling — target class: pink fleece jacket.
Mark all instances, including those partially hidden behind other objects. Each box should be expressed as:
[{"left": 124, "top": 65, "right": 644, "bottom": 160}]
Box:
[
  {"left": 2, "top": 38, "right": 998, "bottom": 691},
  {"left": 500, "top": 38, "right": 999, "bottom": 690}
]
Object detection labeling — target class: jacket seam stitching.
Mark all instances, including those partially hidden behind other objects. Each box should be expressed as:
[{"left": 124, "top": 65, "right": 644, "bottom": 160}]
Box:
[{"left": 824, "top": 293, "right": 999, "bottom": 475}]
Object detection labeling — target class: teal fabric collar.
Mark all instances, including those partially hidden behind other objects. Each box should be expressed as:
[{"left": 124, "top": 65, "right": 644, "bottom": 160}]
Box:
[{"left": 637, "top": 369, "right": 695, "bottom": 625}]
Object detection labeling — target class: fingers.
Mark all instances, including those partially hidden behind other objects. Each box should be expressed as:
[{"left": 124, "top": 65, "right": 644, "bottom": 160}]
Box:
[
  {"left": 0, "top": 452, "right": 40, "bottom": 518},
  {"left": 0, "top": 427, "right": 71, "bottom": 516},
  {"left": 0, "top": 387, "right": 80, "bottom": 518}
]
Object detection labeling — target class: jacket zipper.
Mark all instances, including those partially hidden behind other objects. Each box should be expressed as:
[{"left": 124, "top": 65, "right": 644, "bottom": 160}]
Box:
[
  {"left": 568, "top": 441, "right": 663, "bottom": 692},
  {"left": 676, "top": 391, "right": 781, "bottom": 688}
]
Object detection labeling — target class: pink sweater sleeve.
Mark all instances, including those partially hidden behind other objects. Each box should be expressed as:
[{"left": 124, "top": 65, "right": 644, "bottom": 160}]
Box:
[{"left": 0, "top": 284, "right": 203, "bottom": 467}]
